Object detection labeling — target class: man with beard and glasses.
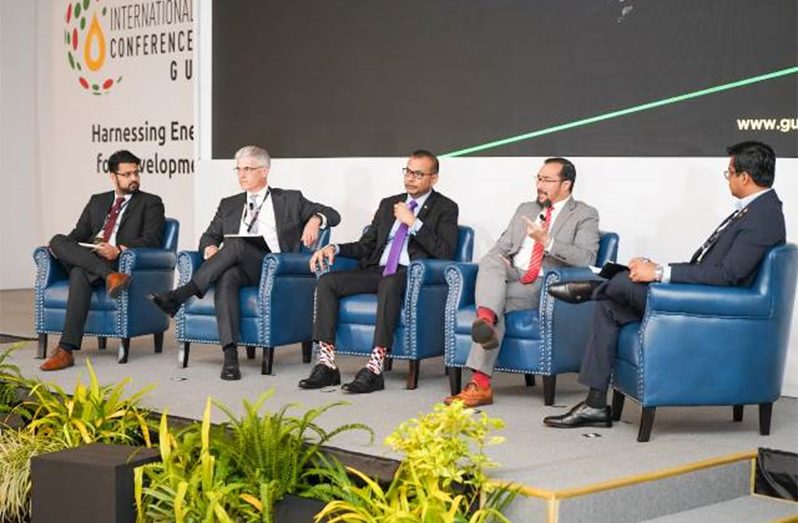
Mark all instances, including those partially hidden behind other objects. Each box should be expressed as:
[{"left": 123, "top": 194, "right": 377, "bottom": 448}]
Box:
[
  {"left": 543, "top": 141, "right": 786, "bottom": 429},
  {"left": 40, "top": 149, "right": 165, "bottom": 371},
  {"left": 444, "top": 157, "right": 600, "bottom": 407},
  {"left": 299, "top": 149, "right": 459, "bottom": 394}
]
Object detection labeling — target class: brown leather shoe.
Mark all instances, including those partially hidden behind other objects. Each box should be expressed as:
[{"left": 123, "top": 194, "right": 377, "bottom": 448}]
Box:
[
  {"left": 444, "top": 382, "right": 493, "bottom": 408},
  {"left": 106, "top": 272, "right": 132, "bottom": 298},
  {"left": 39, "top": 346, "right": 75, "bottom": 371}
]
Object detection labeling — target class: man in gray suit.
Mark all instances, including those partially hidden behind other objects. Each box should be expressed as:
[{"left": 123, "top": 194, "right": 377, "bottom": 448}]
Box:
[
  {"left": 150, "top": 145, "right": 340, "bottom": 380},
  {"left": 444, "top": 157, "right": 599, "bottom": 407}
]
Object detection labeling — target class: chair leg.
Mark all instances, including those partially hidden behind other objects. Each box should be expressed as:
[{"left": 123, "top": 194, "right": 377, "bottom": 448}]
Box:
[
  {"left": 758, "top": 403, "right": 772, "bottom": 436},
  {"left": 448, "top": 367, "right": 462, "bottom": 395},
  {"left": 117, "top": 338, "right": 131, "bottom": 364},
  {"left": 406, "top": 360, "right": 420, "bottom": 390},
  {"left": 637, "top": 407, "right": 656, "bottom": 442},
  {"left": 384, "top": 356, "right": 393, "bottom": 372},
  {"left": 37, "top": 334, "right": 48, "bottom": 359},
  {"left": 542, "top": 375, "right": 556, "bottom": 406},
  {"left": 524, "top": 374, "right": 536, "bottom": 387},
  {"left": 301, "top": 341, "right": 312, "bottom": 363},
  {"left": 179, "top": 342, "right": 190, "bottom": 368},
  {"left": 262, "top": 347, "right": 275, "bottom": 375},
  {"left": 611, "top": 390, "right": 626, "bottom": 421},
  {"left": 98, "top": 337, "right": 107, "bottom": 350},
  {"left": 733, "top": 404, "right": 744, "bottom": 422},
  {"left": 246, "top": 346, "right": 256, "bottom": 360},
  {"left": 153, "top": 332, "right": 164, "bottom": 353}
]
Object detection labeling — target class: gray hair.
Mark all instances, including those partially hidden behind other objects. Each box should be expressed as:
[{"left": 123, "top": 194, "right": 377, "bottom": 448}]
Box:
[{"left": 234, "top": 145, "right": 271, "bottom": 169}]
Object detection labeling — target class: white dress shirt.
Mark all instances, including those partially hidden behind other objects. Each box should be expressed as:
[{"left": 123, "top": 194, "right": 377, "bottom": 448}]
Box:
[
  {"left": 98, "top": 193, "right": 133, "bottom": 246},
  {"left": 239, "top": 186, "right": 281, "bottom": 253},
  {"left": 513, "top": 196, "right": 571, "bottom": 275}
]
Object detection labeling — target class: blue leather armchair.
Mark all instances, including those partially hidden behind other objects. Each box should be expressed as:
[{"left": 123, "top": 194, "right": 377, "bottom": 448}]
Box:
[
  {"left": 444, "top": 231, "right": 619, "bottom": 405},
  {"left": 611, "top": 244, "right": 798, "bottom": 442},
  {"left": 175, "top": 229, "right": 330, "bottom": 374},
  {"left": 34, "top": 218, "right": 180, "bottom": 363},
  {"left": 323, "top": 226, "right": 474, "bottom": 389}
]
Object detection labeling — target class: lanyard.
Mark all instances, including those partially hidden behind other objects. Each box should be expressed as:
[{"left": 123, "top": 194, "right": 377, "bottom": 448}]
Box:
[{"left": 245, "top": 189, "right": 270, "bottom": 233}]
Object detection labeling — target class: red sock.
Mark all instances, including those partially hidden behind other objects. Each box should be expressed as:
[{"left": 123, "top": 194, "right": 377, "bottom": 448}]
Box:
[
  {"left": 476, "top": 306, "right": 497, "bottom": 325},
  {"left": 472, "top": 371, "right": 491, "bottom": 389}
]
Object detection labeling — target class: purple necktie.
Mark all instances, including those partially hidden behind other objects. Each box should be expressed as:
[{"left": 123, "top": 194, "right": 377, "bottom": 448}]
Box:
[{"left": 383, "top": 200, "right": 418, "bottom": 276}]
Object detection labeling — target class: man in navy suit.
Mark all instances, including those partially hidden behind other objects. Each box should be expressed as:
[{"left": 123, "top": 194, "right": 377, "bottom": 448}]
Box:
[
  {"left": 544, "top": 141, "right": 786, "bottom": 428},
  {"left": 40, "top": 149, "right": 165, "bottom": 371},
  {"left": 149, "top": 145, "right": 340, "bottom": 380},
  {"left": 299, "top": 149, "right": 459, "bottom": 394}
]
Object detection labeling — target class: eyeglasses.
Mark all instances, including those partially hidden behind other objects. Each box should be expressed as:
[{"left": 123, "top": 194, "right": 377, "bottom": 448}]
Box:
[
  {"left": 536, "top": 176, "right": 563, "bottom": 184},
  {"left": 115, "top": 170, "right": 140, "bottom": 179},
  {"left": 723, "top": 169, "right": 742, "bottom": 180},
  {"left": 402, "top": 167, "right": 432, "bottom": 180},
  {"left": 234, "top": 166, "right": 265, "bottom": 174}
]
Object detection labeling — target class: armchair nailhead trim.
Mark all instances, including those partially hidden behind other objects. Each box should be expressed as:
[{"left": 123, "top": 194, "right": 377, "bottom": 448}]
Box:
[{"left": 444, "top": 266, "right": 460, "bottom": 367}]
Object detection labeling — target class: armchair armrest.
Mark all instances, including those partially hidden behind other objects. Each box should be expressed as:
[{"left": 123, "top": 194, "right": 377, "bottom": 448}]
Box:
[
  {"left": 176, "top": 251, "right": 204, "bottom": 284},
  {"left": 645, "top": 283, "right": 771, "bottom": 318},
  {"left": 33, "top": 246, "right": 67, "bottom": 287},
  {"left": 444, "top": 262, "right": 479, "bottom": 309},
  {"left": 118, "top": 248, "right": 177, "bottom": 272},
  {"left": 261, "top": 253, "right": 314, "bottom": 277}
]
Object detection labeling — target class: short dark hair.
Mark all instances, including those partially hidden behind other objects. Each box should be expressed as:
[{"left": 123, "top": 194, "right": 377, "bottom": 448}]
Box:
[
  {"left": 726, "top": 141, "right": 775, "bottom": 188},
  {"left": 411, "top": 149, "right": 439, "bottom": 174},
  {"left": 544, "top": 157, "right": 576, "bottom": 192},
  {"left": 108, "top": 150, "right": 141, "bottom": 173}
]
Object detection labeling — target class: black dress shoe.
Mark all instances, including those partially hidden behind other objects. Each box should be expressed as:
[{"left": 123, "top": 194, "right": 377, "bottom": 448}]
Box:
[
  {"left": 543, "top": 402, "right": 612, "bottom": 428},
  {"left": 471, "top": 318, "right": 499, "bottom": 350},
  {"left": 299, "top": 364, "right": 341, "bottom": 389},
  {"left": 220, "top": 361, "right": 241, "bottom": 381},
  {"left": 148, "top": 292, "right": 180, "bottom": 317},
  {"left": 341, "top": 368, "right": 385, "bottom": 394},
  {"left": 547, "top": 280, "right": 603, "bottom": 304}
]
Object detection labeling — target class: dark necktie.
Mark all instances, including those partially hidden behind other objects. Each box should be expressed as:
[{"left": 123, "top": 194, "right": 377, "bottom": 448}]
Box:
[
  {"left": 383, "top": 200, "right": 418, "bottom": 276},
  {"left": 101, "top": 197, "right": 126, "bottom": 242}
]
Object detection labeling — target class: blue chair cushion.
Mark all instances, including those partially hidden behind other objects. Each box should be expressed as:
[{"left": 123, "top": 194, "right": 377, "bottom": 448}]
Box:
[
  {"left": 339, "top": 294, "right": 407, "bottom": 327},
  {"left": 454, "top": 305, "right": 540, "bottom": 339},
  {"left": 504, "top": 309, "right": 541, "bottom": 339},
  {"left": 43, "top": 281, "right": 117, "bottom": 311},
  {"left": 182, "top": 287, "right": 260, "bottom": 318}
]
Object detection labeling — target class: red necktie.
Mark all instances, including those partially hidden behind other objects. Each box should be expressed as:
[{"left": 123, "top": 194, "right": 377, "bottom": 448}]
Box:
[
  {"left": 520, "top": 205, "right": 553, "bottom": 284},
  {"left": 101, "top": 197, "right": 126, "bottom": 242}
]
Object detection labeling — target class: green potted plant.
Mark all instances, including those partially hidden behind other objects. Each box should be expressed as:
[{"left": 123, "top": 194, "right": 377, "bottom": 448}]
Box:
[
  {"left": 311, "top": 401, "right": 518, "bottom": 522},
  {"left": 135, "top": 390, "right": 373, "bottom": 522}
]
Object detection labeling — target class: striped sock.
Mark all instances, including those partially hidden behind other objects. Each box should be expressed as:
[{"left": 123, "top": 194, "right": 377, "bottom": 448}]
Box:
[
  {"left": 366, "top": 346, "right": 387, "bottom": 375},
  {"left": 317, "top": 341, "right": 336, "bottom": 369}
]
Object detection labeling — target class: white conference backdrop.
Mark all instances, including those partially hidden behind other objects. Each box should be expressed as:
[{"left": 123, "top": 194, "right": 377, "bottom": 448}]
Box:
[{"left": 35, "top": 0, "right": 196, "bottom": 257}]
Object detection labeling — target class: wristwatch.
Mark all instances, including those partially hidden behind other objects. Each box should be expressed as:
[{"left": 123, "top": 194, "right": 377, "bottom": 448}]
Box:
[{"left": 654, "top": 264, "right": 664, "bottom": 282}]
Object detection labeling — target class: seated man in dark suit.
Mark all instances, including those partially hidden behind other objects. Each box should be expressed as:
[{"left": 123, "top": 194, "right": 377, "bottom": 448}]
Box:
[
  {"left": 444, "top": 158, "right": 600, "bottom": 407},
  {"left": 544, "top": 141, "right": 786, "bottom": 428},
  {"left": 149, "top": 145, "right": 341, "bottom": 380},
  {"left": 299, "top": 149, "right": 459, "bottom": 394},
  {"left": 40, "top": 149, "right": 165, "bottom": 371}
]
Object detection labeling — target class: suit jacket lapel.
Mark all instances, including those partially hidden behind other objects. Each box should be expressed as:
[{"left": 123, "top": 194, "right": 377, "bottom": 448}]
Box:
[
  {"left": 116, "top": 192, "right": 138, "bottom": 231},
  {"left": 226, "top": 193, "right": 247, "bottom": 233},
  {"left": 415, "top": 190, "right": 437, "bottom": 222},
  {"left": 549, "top": 198, "right": 575, "bottom": 240},
  {"left": 269, "top": 189, "right": 287, "bottom": 250}
]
